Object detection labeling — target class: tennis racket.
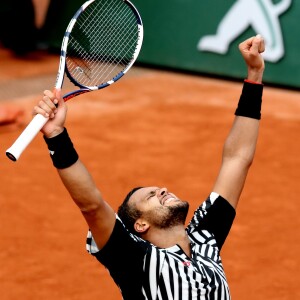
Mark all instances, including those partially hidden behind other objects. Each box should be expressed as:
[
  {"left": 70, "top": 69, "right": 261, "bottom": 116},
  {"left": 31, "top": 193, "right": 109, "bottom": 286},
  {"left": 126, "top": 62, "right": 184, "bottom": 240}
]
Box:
[{"left": 6, "top": 0, "right": 143, "bottom": 161}]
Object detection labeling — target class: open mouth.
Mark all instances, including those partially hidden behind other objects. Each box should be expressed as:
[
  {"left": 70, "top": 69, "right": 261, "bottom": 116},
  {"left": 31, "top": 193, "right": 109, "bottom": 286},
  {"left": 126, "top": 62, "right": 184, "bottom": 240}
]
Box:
[{"left": 162, "top": 195, "right": 177, "bottom": 205}]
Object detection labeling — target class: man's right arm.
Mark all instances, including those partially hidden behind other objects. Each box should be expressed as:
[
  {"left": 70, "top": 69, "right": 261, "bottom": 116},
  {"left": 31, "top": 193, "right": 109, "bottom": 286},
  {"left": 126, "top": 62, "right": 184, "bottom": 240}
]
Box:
[{"left": 34, "top": 89, "right": 116, "bottom": 250}]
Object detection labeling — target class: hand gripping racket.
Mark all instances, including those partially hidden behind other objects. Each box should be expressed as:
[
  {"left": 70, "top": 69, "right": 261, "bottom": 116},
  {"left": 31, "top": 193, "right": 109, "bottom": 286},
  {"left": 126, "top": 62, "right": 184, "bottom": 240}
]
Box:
[{"left": 6, "top": 0, "right": 143, "bottom": 161}]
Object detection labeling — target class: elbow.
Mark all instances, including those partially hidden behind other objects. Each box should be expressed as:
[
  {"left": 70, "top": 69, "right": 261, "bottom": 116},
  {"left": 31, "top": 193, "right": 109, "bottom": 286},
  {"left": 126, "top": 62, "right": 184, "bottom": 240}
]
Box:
[
  {"left": 80, "top": 201, "right": 102, "bottom": 215},
  {"left": 239, "top": 148, "right": 256, "bottom": 168},
  {"left": 74, "top": 190, "right": 105, "bottom": 216},
  {"left": 241, "top": 154, "right": 254, "bottom": 170},
  {"left": 223, "top": 139, "right": 257, "bottom": 167},
  {"left": 225, "top": 152, "right": 255, "bottom": 171},
  {"left": 223, "top": 146, "right": 256, "bottom": 170}
]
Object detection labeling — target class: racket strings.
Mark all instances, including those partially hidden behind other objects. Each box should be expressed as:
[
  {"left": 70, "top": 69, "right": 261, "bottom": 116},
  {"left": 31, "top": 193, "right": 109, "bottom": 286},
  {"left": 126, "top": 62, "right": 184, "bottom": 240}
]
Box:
[
  {"left": 82, "top": 3, "right": 138, "bottom": 79},
  {"left": 66, "top": 0, "right": 140, "bottom": 87},
  {"left": 76, "top": 4, "right": 137, "bottom": 81},
  {"left": 68, "top": 10, "right": 136, "bottom": 85}
]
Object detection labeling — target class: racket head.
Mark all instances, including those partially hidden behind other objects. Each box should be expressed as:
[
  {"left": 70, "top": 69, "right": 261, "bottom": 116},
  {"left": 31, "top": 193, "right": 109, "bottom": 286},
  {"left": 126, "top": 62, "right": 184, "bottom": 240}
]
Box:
[{"left": 58, "top": 0, "right": 143, "bottom": 97}]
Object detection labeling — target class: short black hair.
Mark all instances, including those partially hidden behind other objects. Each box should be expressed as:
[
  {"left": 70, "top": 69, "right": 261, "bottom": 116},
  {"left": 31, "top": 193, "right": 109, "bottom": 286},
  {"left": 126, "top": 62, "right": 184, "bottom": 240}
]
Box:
[{"left": 117, "top": 187, "right": 144, "bottom": 234}]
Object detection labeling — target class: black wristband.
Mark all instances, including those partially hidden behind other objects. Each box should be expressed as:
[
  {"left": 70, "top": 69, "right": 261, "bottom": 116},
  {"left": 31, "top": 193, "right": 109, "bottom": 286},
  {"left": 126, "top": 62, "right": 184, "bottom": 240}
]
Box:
[
  {"left": 235, "top": 81, "right": 263, "bottom": 120},
  {"left": 44, "top": 128, "right": 79, "bottom": 169}
]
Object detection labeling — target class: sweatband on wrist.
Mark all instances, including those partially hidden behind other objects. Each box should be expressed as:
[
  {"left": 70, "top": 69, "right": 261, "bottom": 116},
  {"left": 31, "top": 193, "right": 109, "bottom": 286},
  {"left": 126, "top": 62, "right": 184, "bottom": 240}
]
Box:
[
  {"left": 235, "top": 80, "right": 263, "bottom": 120},
  {"left": 44, "top": 128, "right": 79, "bottom": 169}
]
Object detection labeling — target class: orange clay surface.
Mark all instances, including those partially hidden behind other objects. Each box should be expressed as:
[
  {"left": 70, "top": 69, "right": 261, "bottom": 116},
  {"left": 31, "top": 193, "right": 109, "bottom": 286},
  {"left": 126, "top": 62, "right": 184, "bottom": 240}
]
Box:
[{"left": 0, "top": 48, "right": 300, "bottom": 300}]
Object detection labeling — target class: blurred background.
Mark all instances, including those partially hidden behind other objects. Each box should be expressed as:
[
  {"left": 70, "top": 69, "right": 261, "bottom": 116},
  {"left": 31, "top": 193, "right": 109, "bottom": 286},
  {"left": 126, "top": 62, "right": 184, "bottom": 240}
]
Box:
[
  {"left": 1, "top": 1, "right": 300, "bottom": 300},
  {"left": 1, "top": 0, "right": 299, "bottom": 89}
]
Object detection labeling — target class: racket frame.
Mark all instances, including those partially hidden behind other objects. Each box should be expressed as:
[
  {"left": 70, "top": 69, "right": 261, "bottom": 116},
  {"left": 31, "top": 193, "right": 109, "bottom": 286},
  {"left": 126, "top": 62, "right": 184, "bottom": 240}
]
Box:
[{"left": 60, "top": 0, "right": 144, "bottom": 101}]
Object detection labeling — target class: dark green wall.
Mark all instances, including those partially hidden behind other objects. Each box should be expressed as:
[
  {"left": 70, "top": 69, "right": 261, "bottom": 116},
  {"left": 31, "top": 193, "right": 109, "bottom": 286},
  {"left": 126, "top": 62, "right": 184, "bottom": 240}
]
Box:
[{"left": 40, "top": 0, "right": 300, "bottom": 88}]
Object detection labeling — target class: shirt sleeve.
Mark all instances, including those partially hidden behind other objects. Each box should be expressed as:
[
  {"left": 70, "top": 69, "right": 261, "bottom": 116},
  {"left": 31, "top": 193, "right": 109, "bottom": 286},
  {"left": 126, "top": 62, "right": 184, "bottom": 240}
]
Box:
[
  {"left": 86, "top": 216, "right": 147, "bottom": 265},
  {"left": 86, "top": 217, "right": 148, "bottom": 299},
  {"left": 187, "top": 192, "right": 236, "bottom": 250}
]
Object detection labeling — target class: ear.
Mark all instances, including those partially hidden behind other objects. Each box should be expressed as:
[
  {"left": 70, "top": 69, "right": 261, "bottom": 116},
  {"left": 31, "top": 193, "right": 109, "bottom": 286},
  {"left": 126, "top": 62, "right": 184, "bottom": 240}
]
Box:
[{"left": 134, "top": 219, "right": 150, "bottom": 233}]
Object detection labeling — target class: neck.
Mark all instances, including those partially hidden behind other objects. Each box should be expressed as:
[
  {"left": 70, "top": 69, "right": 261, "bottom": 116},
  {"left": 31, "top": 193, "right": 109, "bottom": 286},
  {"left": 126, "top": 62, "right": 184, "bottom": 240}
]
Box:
[{"left": 141, "top": 224, "right": 191, "bottom": 257}]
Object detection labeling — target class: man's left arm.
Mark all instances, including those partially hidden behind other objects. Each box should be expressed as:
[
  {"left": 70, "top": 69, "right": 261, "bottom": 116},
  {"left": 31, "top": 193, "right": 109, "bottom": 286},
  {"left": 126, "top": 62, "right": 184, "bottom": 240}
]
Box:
[{"left": 212, "top": 35, "right": 265, "bottom": 209}]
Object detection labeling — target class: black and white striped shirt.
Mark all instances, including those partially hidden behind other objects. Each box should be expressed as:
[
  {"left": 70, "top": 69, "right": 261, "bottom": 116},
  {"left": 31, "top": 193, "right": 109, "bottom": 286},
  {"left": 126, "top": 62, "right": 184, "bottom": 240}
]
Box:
[{"left": 86, "top": 192, "right": 236, "bottom": 300}]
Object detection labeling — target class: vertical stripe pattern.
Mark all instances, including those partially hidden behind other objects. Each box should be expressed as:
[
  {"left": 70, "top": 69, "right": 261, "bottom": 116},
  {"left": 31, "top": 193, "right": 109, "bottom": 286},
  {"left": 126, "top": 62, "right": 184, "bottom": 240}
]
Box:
[{"left": 87, "top": 194, "right": 233, "bottom": 300}]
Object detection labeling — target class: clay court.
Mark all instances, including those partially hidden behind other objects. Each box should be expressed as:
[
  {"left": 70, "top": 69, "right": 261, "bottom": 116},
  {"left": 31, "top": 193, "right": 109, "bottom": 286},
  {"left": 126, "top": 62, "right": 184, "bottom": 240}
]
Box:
[{"left": 1, "top": 47, "right": 300, "bottom": 299}]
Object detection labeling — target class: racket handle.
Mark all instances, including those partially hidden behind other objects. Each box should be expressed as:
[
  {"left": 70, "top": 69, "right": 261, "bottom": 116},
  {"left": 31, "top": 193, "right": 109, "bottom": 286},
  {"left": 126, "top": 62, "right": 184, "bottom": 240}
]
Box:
[{"left": 6, "top": 114, "right": 49, "bottom": 161}]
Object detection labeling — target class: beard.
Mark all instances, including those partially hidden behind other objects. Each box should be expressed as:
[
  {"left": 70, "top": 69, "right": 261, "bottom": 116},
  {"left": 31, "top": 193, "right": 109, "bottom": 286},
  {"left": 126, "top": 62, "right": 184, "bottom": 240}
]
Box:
[{"left": 145, "top": 201, "right": 189, "bottom": 229}]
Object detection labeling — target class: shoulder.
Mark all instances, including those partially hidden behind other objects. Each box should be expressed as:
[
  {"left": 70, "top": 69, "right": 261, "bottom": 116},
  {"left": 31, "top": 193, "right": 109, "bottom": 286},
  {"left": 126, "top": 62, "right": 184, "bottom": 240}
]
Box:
[
  {"left": 188, "top": 193, "right": 235, "bottom": 226},
  {"left": 187, "top": 193, "right": 236, "bottom": 250}
]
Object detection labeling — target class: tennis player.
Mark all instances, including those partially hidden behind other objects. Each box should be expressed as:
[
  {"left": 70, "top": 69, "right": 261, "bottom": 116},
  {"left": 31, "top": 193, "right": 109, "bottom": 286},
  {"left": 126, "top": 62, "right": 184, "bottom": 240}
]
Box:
[{"left": 34, "top": 34, "right": 265, "bottom": 300}]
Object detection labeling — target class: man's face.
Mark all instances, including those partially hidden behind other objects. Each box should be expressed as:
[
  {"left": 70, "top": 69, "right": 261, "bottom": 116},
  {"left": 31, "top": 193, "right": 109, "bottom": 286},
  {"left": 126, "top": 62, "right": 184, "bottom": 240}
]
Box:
[{"left": 129, "top": 187, "right": 189, "bottom": 229}]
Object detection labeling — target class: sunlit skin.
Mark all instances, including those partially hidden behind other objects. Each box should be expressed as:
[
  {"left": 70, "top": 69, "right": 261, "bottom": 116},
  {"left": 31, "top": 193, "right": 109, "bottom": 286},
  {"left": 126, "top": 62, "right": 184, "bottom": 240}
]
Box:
[
  {"left": 131, "top": 187, "right": 182, "bottom": 210},
  {"left": 129, "top": 187, "right": 191, "bottom": 255},
  {"left": 33, "top": 35, "right": 265, "bottom": 264}
]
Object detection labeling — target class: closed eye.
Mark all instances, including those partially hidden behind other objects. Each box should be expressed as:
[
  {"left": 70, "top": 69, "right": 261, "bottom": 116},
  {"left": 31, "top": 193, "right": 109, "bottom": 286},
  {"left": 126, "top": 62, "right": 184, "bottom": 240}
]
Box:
[{"left": 146, "top": 190, "right": 157, "bottom": 200}]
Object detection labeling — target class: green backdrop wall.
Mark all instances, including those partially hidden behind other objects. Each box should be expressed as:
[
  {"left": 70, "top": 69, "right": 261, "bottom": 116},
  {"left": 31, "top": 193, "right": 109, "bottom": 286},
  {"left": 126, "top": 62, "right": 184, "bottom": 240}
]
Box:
[{"left": 42, "top": 0, "right": 299, "bottom": 88}]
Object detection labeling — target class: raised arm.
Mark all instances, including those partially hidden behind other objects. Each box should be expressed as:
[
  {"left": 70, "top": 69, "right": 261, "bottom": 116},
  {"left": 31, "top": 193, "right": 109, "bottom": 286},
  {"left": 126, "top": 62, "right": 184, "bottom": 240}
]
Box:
[
  {"left": 212, "top": 35, "right": 265, "bottom": 209},
  {"left": 34, "top": 89, "right": 116, "bottom": 249}
]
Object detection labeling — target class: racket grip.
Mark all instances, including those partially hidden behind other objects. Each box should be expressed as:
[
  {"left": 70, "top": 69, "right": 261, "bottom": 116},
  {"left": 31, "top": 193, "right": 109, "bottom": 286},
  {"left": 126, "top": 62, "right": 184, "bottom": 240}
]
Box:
[{"left": 6, "top": 114, "right": 49, "bottom": 161}]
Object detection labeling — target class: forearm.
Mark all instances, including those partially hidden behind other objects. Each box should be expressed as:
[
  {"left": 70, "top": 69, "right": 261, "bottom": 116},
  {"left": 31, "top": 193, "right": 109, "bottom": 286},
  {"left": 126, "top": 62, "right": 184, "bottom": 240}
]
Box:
[
  {"left": 224, "top": 81, "right": 262, "bottom": 164},
  {"left": 223, "top": 116, "right": 259, "bottom": 165},
  {"left": 212, "top": 81, "right": 263, "bottom": 208},
  {"left": 57, "top": 159, "right": 103, "bottom": 212},
  {"left": 44, "top": 128, "right": 103, "bottom": 211}
]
